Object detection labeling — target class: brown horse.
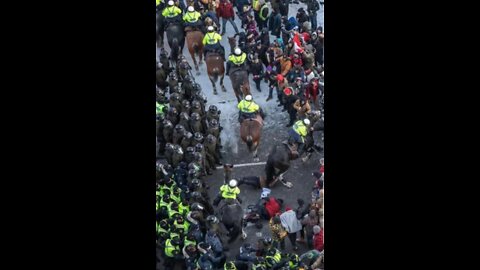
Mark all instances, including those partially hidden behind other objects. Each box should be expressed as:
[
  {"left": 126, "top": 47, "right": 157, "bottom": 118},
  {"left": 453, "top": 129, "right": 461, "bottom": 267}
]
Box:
[
  {"left": 229, "top": 68, "right": 251, "bottom": 102},
  {"left": 205, "top": 52, "right": 226, "bottom": 95},
  {"left": 227, "top": 36, "right": 237, "bottom": 54},
  {"left": 240, "top": 114, "right": 263, "bottom": 161},
  {"left": 186, "top": 29, "right": 204, "bottom": 75}
]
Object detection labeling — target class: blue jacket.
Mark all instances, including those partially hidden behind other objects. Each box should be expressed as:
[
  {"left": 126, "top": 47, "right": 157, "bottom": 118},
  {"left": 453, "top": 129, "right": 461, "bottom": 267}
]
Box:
[{"left": 205, "top": 232, "right": 223, "bottom": 254}]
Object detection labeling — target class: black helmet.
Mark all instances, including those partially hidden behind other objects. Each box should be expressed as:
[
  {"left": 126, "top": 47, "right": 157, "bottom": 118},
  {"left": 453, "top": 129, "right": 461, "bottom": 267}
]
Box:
[
  {"left": 163, "top": 119, "right": 173, "bottom": 128},
  {"left": 182, "top": 99, "right": 190, "bottom": 106},
  {"left": 206, "top": 215, "right": 219, "bottom": 224},
  {"left": 191, "top": 191, "right": 202, "bottom": 199},
  {"left": 208, "top": 105, "right": 218, "bottom": 113},
  {"left": 290, "top": 253, "right": 299, "bottom": 263},
  {"left": 171, "top": 92, "right": 180, "bottom": 101},
  {"left": 197, "top": 242, "right": 211, "bottom": 251},
  {"left": 224, "top": 262, "right": 236, "bottom": 270},
  {"left": 254, "top": 257, "right": 266, "bottom": 264},
  {"left": 193, "top": 82, "right": 201, "bottom": 91},
  {"left": 184, "top": 132, "right": 193, "bottom": 140},
  {"left": 191, "top": 112, "right": 201, "bottom": 121},
  {"left": 206, "top": 134, "right": 216, "bottom": 143},
  {"left": 267, "top": 248, "right": 277, "bottom": 256},
  {"left": 194, "top": 132, "right": 204, "bottom": 142},
  {"left": 191, "top": 202, "right": 205, "bottom": 211},
  {"left": 188, "top": 168, "right": 198, "bottom": 177},
  {"left": 171, "top": 236, "right": 181, "bottom": 246},
  {"left": 180, "top": 112, "right": 189, "bottom": 120},
  {"left": 169, "top": 107, "right": 178, "bottom": 115},
  {"left": 263, "top": 237, "right": 273, "bottom": 246},
  {"left": 175, "top": 124, "right": 185, "bottom": 131},
  {"left": 159, "top": 219, "right": 169, "bottom": 229},
  {"left": 186, "top": 146, "right": 195, "bottom": 153},
  {"left": 194, "top": 152, "right": 202, "bottom": 161},
  {"left": 209, "top": 119, "right": 219, "bottom": 127},
  {"left": 162, "top": 194, "right": 170, "bottom": 201},
  {"left": 174, "top": 144, "right": 183, "bottom": 154},
  {"left": 195, "top": 143, "right": 204, "bottom": 152},
  {"left": 170, "top": 202, "right": 179, "bottom": 210},
  {"left": 178, "top": 161, "right": 188, "bottom": 170},
  {"left": 157, "top": 95, "right": 167, "bottom": 104},
  {"left": 191, "top": 178, "right": 201, "bottom": 187},
  {"left": 192, "top": 100, "right": 201, "bottom": 109},
  {"left": 176, "top": 215, "right": 184, "bottom": 223}
]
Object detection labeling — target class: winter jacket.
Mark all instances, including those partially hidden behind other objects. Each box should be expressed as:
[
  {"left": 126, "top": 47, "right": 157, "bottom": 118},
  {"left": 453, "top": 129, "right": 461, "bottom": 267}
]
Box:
[
  {"left": 250, "top": 61, "right": 264, "bottom": 77},
  {"left": 280, "top": 58, "right": 292, "bottom": 76},
  {"left": 313, "top": 228, "right": 324, "bottom": 251},
  {"left": 205, "top": 232, "right": 224, "bottom": 254},
  {"left": 296, "top": 12, "right": 309, "bottom": 25},
  {"left": 293, "top": 99, "right": 311, "bottom": 118},
  {"left": 301, "top": 214, "right": 319, "bottom": 236},
  {"left": 264, "top": 197, "right": 281, "bottom": 218},
  {"left": 285, "top": 94, "right": 299, "bottom": 113},
  {"left": 280, "top": 210, "right": 302, "bottom": 233},
  {"left": 216, "top": 1, "right": 235, "bottom": 19},
  {"left": 269, "top": 218, "right": 287, "bottom": 241}
]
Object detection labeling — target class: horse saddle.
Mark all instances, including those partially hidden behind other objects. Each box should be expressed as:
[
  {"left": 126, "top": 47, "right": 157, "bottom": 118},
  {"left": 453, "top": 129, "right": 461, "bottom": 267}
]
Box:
[
  {"left": 185, "top": 26, "right": 200, "bottom": 32},
  {"left": 242, "top": 114, "right": 263, "bottom": 126},
  {"left": 282, "top": 140, "right": 299, "bottom": 159}
]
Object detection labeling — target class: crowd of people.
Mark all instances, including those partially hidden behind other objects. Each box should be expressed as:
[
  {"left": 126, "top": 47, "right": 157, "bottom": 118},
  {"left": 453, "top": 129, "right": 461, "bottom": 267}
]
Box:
[{"left": 156, "top": 0, "right": 324, "bottom": 269}]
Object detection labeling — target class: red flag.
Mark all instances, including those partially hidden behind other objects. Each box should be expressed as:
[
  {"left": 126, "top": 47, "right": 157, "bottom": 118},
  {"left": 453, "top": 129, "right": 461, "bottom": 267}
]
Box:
[{"left": 292, "top": 32, "right": 304, "bottom": 53}]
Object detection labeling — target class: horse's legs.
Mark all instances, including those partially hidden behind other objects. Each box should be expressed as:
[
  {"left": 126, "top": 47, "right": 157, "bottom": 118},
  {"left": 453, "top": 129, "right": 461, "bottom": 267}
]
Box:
[
  {"left": 253, "top": 143, "right": 259, "bottom": 162},
  {"left": 198, "top": 49, "right": 204, "bottom": 65},
  {"left": 209, "top": 76, "right": 218, "bottom": 95},
  {"left": 190, "top": 51, "right": 200, "bottom": 75},
  {"left": 220, "top": 75, "right": 226, "bottom": 92}
]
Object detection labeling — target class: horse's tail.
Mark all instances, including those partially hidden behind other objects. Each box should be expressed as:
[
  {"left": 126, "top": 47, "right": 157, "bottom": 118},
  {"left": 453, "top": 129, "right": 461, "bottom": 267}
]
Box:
[
  {"left": 246, "top": 135, "right": 253, "bottom": 151},
  {"left": 212, "top": 67, "right": 219, "bottom": 82},
  {"left": 193, "top": 43, "right": 199, "bottom": 55},
  {"left": 171, "top": 38, "right": 179, "bottom": 61}
]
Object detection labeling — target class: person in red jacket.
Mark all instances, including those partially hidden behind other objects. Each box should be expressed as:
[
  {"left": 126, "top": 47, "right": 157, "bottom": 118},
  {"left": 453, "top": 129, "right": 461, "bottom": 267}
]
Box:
[
  {"left": 313, "top": 225, "right": 324, "bottom": 251},
  {"left": 216, "top": 0, "right": 239, "bottom": 35}
]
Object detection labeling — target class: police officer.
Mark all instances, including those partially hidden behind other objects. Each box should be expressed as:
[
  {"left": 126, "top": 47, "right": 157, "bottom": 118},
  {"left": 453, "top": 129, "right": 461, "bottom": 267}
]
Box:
[
  {"left": 163, "top": 235, "right": 183, "bottom": 269},
  {"left": 183, "top": 6, "right": 202, "bottom": 30},
  {"left": 213, "top": 179, "right": 242, "bottom": 206},
  {"left": 203, "top": 26, "right": 225, "bottom": 60},
  {"left": 226, "top": 47, "right": 247, "bottom": 75},
  {"left": 251, "top": 257, "right": 267, "bottom": 270},
  {"left": 265, "top": 247, "right": 283, "bottom": 269},
  {"left": 162, "top": 1, "right": 183, "bottom": 27},
  {"left": 288, "top": 118, "right": 311, "bottom": 155},
  {"left": 237, "top": 94, "right": 265, "bottom": 123}
]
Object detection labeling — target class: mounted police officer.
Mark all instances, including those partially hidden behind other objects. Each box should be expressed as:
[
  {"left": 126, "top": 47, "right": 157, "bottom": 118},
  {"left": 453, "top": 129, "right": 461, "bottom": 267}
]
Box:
[
  {"left": 237, "top": 94, "right": 265, "bottom": 123},
  {"left": 226, "top": 47, "right": 247, "bottom": 75},
  {"left": 202, "top": 26, "right": 225, "bottom": 60},
  {"left": 213, "top": 179, "right": 242, "bottom": 206},
  {"left": 162, "top": 1, "right": 183, "bottom": 28},
  {"left": 183, "top": 6, "right": 202, "bottom": 31}
]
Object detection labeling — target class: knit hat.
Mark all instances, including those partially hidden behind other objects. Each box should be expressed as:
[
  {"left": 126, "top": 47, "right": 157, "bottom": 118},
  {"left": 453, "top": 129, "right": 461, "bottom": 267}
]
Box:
[{"left": 313, "top": 225, "right": 321, "bottom": 234}]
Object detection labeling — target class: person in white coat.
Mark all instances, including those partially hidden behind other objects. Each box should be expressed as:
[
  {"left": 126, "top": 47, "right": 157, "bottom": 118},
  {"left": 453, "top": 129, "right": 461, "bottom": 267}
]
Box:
[{"left": 280, "top": 206, "right": 303, "bottom": 250}]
